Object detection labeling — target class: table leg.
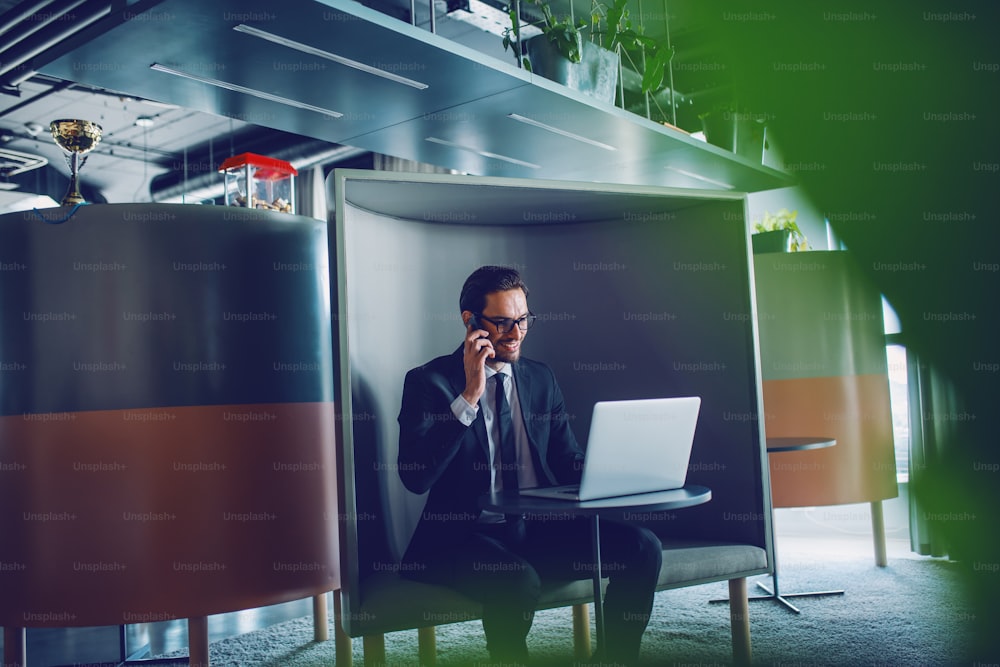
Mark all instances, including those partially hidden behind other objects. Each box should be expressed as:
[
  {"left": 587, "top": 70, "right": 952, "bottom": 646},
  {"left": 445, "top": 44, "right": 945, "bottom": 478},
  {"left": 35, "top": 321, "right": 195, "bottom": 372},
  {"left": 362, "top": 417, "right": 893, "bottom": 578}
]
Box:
[
  {"left": 754, "top": 572, "right": 844, "bottom": 609},
  {"left": 751, "top": 539, "right": 844, "bottom": 612},
  {"left": 590, "top": 515, "right": 604, "bottom": 654},
  {"left": 728, "top": 579, "right": 751, "bottom": 666},
  {"left": 752, "top": 570, "right": 802, "bottom": 613},
  {"left": 712, "top": 541, "right": 843, "bottom": 613},
  {"left": 335, "top": 591, "right": 354, "bottom": 667},
  {"left": 313, "top": 592, "right": 329, "bottom": 641},
  {"left": 750, "top": 544, "right": 801, "bottom": 612},
  {"left": 572, "top": 604, "right": 591, "bottom": 659},
  {"left": 871, "top": 500, "right": 888, "bottom": 567},
  {"left": 188, "top": 616, "right": 209, "bottom": 667}
]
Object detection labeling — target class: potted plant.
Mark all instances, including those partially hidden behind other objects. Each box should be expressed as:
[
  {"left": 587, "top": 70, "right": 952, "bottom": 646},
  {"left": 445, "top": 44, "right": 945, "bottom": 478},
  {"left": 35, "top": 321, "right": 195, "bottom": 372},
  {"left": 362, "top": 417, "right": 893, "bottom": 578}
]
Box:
[
  {"left": 503, "top": 0, "right": 619, "bottom": 104},
  {"left": 589, "top": 0, "right": 673, "bottom": 95},
  {"left": 698, "top": 103, "right": 767, "bottom": 161},
  {"left": 751, "top": 208, "right": 809, "bottom": 253},
  {"left": 503, "top": 0, "right": 674, "bottom": 107},
  {"left": 504, "top": 1, "right": 583, "bottom": 67}
]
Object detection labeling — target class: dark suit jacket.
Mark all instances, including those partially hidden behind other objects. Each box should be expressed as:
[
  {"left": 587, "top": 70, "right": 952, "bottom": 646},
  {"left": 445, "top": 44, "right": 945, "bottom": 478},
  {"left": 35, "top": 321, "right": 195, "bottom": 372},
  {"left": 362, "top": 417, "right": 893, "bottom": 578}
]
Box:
[{"left": 397, "top": 347, "right": 584, "bottom": 566}]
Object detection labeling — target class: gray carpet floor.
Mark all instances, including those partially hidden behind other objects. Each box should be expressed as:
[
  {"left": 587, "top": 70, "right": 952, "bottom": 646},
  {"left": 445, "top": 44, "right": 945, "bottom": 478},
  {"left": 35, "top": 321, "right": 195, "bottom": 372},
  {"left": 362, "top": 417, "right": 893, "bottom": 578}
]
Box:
[{"left": 154, "top": 555, "right": 977, "bottom": 666}]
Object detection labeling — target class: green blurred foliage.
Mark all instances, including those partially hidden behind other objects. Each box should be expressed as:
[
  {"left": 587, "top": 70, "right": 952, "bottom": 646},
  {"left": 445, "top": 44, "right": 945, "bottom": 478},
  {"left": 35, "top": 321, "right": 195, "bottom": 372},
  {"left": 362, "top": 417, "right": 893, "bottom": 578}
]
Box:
[{"left": 692, "top": 0, "right": 998, "bottom": 660}]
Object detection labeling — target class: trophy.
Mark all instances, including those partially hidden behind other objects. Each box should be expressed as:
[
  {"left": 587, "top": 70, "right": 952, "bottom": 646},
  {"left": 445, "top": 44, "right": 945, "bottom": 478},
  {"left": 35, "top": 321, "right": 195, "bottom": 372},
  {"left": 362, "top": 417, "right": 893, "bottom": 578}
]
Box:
[{"left": 50, "top": 119, "right": 103, "bottom": 206}]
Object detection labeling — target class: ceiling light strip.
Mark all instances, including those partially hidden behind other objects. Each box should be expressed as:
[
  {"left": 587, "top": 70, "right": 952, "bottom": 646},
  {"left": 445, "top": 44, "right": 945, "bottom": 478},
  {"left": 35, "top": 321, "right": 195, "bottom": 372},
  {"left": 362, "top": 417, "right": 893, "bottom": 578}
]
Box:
[
  {"left": 664, "top": 166, "right": 735, "bottom": 190},
  {"left": 233, "top": 24, "right": 429, "bottom": 90},
  {"left": 425, "top": 137, "right": 540, "bottom": 169},
  {"left": 149, "top": 63, "right": 343, "bottom": 118},
  {"left": 507, "top": 113, "right": 617, "bottom": 152}
]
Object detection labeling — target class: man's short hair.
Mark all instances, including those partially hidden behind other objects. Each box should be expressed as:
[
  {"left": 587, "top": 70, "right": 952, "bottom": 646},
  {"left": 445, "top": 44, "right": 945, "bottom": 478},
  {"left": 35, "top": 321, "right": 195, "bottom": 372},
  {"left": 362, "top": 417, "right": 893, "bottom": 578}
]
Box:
[{"left": 459, "top": 265, "right": 529, "bottom": 314}]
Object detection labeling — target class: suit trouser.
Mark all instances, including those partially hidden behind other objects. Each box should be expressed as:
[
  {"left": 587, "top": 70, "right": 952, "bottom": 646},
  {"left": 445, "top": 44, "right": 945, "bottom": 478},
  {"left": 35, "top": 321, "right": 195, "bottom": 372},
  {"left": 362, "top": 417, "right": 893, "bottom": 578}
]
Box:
[{"left": 408, "top": 517, "right": 663, "bottom": 664}]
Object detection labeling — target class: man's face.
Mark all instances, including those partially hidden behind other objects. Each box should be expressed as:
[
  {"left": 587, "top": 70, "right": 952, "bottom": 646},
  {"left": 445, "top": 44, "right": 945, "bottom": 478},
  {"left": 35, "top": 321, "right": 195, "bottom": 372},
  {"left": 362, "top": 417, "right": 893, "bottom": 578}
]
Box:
[{"left": 478, "top": 288, "right": 529, "bottom": 368}]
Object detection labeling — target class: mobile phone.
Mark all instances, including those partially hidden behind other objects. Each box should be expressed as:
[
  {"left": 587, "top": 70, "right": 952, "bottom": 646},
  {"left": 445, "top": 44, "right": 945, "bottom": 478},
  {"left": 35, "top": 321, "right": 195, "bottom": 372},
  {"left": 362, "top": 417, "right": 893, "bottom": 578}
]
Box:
[{"left": 467, "top": 315, "right": 491, "bottom": 348}]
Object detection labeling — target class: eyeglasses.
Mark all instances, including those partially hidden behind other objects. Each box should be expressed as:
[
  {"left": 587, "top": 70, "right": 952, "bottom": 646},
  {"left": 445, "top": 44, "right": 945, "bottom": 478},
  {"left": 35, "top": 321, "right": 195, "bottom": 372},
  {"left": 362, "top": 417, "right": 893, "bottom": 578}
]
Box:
[{"left": 475, "top": 312, "right": 537, "bottom": 334}]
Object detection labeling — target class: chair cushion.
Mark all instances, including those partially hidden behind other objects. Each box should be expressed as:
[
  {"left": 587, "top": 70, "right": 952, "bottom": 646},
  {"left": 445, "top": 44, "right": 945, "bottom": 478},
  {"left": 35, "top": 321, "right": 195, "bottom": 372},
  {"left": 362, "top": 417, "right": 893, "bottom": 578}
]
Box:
[
  {"left": 655, "top": 540, "right": 768, "bottom": 589},
  {"left": 345, "top": 541, "right": 767, "bottom": 636}
]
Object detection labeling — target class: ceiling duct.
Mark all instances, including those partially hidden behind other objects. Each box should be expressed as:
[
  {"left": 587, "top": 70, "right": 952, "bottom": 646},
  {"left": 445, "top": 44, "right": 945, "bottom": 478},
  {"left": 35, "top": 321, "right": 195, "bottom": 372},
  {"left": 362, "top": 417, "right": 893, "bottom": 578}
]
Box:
[
  {"left": 0, "top": 0, "right": 168, "bottom": 92},
  {"left": 0, "top": 0, "right": 63, "bottom": 35}
]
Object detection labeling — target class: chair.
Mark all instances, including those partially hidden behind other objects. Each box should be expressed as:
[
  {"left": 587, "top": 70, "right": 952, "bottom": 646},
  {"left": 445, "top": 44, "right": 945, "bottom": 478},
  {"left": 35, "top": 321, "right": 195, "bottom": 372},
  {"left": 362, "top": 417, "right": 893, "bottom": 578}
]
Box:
[{"left": 332, "top": 382, "right": 766, "bottom": 666}]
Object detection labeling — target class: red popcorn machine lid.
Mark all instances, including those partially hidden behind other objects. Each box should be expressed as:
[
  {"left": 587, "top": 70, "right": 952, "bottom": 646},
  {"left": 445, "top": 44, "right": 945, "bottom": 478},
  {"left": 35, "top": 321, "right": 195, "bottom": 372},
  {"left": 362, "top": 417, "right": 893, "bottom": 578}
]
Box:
[{"left": 218, "top": 152, "right": 298, "bottom": 181}]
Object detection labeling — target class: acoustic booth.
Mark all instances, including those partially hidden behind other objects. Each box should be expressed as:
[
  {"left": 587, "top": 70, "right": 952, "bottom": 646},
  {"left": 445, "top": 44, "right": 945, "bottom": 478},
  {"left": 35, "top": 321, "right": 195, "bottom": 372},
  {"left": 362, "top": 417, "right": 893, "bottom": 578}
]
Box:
[
  {"left": 753, "top": 250, "right": 898, "bottom": 564},
  {"left": 329, "top": 170, "right": 773, "bottom": 665},
  {"left": 0, "top": 204, "right": 339, "bottom": 667}
]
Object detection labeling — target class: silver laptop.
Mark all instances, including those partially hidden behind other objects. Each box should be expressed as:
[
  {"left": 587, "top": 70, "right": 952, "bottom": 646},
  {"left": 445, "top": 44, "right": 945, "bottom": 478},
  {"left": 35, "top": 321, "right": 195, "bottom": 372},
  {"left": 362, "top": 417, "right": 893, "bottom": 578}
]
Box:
[{"left": 520, "top": 396, "right": 701, "bottom": 501}]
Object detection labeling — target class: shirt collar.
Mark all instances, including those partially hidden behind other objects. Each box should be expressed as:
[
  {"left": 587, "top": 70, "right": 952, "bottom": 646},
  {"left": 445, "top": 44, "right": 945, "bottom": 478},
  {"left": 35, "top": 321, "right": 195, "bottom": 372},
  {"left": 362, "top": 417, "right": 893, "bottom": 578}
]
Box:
[{"left": 485, "top": 364, "right": 512, "bottom": 379}]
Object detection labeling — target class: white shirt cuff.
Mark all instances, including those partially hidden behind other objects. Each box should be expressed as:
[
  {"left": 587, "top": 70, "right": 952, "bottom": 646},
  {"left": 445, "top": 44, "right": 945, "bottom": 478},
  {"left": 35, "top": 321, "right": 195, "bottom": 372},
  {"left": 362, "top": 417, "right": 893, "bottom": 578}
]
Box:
[{"left": 450, "top": 394, "right": 479, "bottom": 426}]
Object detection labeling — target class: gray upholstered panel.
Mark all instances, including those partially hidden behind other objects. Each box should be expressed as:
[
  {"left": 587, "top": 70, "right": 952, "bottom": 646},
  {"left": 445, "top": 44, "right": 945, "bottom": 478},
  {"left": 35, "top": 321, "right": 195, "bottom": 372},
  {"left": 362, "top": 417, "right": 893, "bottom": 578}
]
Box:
[{"left": 350, "top": 543, "right": 766, "bottom": 636}]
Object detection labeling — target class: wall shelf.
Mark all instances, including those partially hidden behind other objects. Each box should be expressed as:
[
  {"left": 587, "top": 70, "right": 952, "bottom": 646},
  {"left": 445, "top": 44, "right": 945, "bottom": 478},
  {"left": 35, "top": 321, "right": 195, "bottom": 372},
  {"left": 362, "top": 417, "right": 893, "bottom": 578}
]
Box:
[{"left": 40, "top": 0, "right": 794, "bottom": 192}]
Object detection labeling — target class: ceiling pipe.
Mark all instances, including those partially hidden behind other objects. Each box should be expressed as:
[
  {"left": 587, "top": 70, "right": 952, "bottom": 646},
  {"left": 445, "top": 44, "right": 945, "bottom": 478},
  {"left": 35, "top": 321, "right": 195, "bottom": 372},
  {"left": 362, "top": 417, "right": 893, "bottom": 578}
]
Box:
[
  {"left": 0, "top": 0, "right": 112, "bottom": 82},
  {"left": 0, "top": 0, "right": 59, "bottom": 35},
  {"left": 0, "top": 0, "right": 91, "bottom": 55}
]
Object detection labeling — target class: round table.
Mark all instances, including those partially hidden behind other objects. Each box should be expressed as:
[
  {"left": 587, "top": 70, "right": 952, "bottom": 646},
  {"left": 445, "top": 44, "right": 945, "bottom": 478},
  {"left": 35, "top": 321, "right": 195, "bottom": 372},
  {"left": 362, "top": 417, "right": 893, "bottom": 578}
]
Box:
[{"left": 766, "top": 436, "right": 836, "bottom": 453}]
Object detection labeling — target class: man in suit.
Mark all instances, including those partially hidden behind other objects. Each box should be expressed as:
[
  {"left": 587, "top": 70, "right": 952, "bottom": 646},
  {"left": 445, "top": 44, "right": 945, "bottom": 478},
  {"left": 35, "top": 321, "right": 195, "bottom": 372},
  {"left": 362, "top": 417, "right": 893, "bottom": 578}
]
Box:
[{"left": 397, "top": 265, "right": 663, "bottom": 666}]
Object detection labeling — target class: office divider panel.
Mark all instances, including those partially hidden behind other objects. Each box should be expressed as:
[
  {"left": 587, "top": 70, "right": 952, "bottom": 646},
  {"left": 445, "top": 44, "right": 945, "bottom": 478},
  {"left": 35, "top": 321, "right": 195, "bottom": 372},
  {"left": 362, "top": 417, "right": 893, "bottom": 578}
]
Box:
[
  {"left": 754, "top": 250, "right": 898, "bottom": 506},
  {"left": 0, "top": 204, "right": 338, "bottom": 628}
]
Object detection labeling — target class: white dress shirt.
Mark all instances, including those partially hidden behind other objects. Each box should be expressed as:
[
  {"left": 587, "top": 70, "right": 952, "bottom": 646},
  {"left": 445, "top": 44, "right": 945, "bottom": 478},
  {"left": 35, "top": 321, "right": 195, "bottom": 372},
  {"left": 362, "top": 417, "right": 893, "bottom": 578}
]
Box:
[{"left": 450, "top": 365, "right": 539, "bottom": 503}]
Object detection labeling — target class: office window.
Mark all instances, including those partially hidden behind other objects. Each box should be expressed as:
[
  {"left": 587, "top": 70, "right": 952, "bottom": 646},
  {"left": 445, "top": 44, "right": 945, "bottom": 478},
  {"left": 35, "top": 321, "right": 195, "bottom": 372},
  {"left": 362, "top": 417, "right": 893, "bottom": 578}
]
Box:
[{"left": 883, "top": 297, "right": 909, "bottom": 481}]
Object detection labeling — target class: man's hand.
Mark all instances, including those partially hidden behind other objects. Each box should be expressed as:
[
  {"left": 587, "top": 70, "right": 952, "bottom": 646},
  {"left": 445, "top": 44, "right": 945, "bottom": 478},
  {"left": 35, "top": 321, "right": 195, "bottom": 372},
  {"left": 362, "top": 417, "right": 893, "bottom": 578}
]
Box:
[{"left": 461, "top": 327, "right": 494, "bottom": 405}]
